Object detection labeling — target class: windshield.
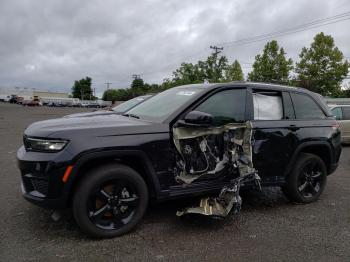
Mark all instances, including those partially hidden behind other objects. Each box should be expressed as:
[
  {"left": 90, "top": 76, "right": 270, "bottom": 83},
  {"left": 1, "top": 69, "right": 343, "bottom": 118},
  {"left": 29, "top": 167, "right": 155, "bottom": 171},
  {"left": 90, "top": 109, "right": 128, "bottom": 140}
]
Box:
[
  {"left": 113, "top": 96, "right": 150, "bottom": 113},
  {"left": 127, "top": 87, "right": 205, "bottom": 122}
]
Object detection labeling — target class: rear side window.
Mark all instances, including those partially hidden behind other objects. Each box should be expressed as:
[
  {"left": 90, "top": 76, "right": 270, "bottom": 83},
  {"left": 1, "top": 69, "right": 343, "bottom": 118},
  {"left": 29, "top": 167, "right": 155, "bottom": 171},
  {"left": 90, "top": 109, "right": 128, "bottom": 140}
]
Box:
[
  {"left": 291, "top": 93, "right": 325, "bottom": 119},
  {"left": 253, "top": 91, "right": 283, "bottom": 120},
  {"left": 196, "top": 89, "right": 246, "bottom": 125},
  {"left": 331, "top": 107, "right": 343, "bottom": 120},
  {"left": 342, "top": 107, "right": 350, "bottom": 120}
]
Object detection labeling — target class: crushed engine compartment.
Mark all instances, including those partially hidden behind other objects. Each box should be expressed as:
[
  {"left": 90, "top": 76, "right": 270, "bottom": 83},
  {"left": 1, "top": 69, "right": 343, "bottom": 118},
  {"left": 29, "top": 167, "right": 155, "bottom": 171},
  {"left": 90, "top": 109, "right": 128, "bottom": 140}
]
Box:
[{"left": 173, "top": 121, "right": 260, "bottom": 218}]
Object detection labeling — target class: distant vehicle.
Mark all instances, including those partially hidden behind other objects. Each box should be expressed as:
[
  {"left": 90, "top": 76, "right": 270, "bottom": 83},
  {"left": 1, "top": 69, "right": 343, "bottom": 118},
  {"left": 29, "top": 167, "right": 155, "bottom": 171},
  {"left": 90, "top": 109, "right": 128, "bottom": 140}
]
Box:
[
  {"left": 48, "top": 102, "right": 65, "bottom": 107},
  {"left": 9, "top": 95, "right": 18, "bottom": 103},
  {"left": 0, "top": 95, "right": 11, "bottom": 102},
  {"left": 22, "top": 100, "right": 40, "bottom": 106},
  {"left": 80, "top": 102, "right": 89, "bottom": 108},
  {"left": 64, "top": 95, "right": 153, "bottom": 118},
  {"left": 112, "top": 95, "right": 153, "bottom": 114},
  {"left": 329, "top": 105, "right": 350, "bottom": 143}
]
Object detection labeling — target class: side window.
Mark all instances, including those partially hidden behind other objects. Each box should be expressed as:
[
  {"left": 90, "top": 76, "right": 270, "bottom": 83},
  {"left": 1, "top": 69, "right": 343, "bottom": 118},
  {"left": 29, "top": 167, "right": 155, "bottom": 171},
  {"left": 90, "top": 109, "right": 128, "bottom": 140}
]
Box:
[
  {"left": 291, "top": 93, "right": 325, "bottom": 119},
  {"left": 196, "top": 89, "right": 246, "bottom": 125},
  {"left": 342, "top": 107, "right": 350, "bottom": 120},
  {"left": 331, "top": 107, "right": 343, "bottom": 120},
  {"left": 253, "top": 91, "right": 283, "bottom": 120}
]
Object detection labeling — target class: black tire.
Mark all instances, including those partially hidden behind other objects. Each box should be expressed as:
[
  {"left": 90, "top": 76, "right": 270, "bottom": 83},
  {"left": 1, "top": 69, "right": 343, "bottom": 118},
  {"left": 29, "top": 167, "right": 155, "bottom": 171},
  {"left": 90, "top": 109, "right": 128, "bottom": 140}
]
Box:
[
  {"left": 283, "top": 153, "right": 327, "bottom": 203},
  {"left": 72, "top": 164, "right": 149, "bottom": 238}
]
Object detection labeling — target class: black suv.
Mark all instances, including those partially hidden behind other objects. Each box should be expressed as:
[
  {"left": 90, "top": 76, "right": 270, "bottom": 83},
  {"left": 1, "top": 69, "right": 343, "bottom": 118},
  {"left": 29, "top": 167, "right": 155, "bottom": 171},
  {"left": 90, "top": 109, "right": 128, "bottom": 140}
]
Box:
[{"left": 17, "top": 82, "right": 342, "bottom": 238}]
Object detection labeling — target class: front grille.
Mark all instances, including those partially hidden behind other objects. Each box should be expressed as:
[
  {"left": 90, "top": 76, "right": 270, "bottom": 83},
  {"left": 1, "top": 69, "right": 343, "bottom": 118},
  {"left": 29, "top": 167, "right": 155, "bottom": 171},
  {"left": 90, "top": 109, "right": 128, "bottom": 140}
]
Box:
[{"left": 31, "top": 179, "right": 49, "bottom": 196}]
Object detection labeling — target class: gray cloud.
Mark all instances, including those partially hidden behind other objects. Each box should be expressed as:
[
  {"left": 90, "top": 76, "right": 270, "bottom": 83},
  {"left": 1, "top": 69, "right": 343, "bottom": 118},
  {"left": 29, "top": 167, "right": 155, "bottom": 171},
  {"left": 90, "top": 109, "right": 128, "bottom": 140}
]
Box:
[{"left": 0, "top": 0, "right": 349, "bottom": 96}]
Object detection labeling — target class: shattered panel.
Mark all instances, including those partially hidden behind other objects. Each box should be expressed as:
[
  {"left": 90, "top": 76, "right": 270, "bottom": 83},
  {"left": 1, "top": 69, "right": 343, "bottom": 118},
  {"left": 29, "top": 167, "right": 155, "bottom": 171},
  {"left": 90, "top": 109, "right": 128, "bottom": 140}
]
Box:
[
  {"left": 173, "top": 121, "right": 260, "bottom": 218},
  {"left": 173, "top": 122, "right": 255, "bottom": 184}
]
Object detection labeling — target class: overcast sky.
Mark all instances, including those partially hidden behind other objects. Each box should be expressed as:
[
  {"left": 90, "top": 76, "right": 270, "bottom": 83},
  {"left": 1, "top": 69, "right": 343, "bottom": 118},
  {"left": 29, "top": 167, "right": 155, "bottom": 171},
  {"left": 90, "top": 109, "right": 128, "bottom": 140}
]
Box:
[{"left": 0, "top": 0, "right": 349, "bottom": 96}]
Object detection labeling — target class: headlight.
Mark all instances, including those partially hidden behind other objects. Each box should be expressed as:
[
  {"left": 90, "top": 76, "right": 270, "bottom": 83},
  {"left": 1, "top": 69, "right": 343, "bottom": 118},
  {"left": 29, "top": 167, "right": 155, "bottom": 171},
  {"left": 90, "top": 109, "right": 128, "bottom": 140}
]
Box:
[{"left": 24, "top": 136, "right": 69, "bottom": 152}]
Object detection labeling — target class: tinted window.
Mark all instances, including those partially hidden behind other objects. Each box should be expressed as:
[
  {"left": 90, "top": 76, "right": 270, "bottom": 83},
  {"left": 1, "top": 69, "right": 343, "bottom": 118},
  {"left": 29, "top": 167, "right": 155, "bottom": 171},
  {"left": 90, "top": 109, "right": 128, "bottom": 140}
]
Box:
[
  {"left": 331, "top": 107, "right": 343, "bottom": 120},
  {"left": 342, "top": 107, "right": 350, "bottom": 120},
  {"left": 196, "top": 89, "right": 246, "bottom": 125},
  {"left": 291, "top": 93, "right": 325, "bottom": 119}
]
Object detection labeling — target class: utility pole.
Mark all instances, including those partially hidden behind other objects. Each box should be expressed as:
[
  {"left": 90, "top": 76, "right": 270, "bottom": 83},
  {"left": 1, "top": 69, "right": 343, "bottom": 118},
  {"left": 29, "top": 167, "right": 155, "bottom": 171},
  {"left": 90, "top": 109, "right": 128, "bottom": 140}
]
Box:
[
  {"left": 105, "top": 82, "right": 112, "bottom": 90},
  {"left": 132, "top": 74, "right": 141, "bottom": 80},
  {"left": 210, "top": 45, "right": 223, "bottom": 56},
  {"left": 210, "top": 45, "right": 224, "bottom": 82}
]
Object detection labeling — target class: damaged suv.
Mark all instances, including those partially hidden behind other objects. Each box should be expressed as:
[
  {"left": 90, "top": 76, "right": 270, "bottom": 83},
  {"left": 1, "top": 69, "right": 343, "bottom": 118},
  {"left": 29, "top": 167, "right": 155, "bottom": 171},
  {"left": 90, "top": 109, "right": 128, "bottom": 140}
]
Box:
[{"left": 17, "top": 82, "right": 342, "bottom": 238}]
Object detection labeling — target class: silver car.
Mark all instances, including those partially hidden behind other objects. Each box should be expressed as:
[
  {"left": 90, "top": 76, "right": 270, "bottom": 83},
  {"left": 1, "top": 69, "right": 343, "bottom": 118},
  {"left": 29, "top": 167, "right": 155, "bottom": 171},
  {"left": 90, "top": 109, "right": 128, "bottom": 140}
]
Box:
[{"left": 330, "top": 105, "right": 350, "bottom": 143}]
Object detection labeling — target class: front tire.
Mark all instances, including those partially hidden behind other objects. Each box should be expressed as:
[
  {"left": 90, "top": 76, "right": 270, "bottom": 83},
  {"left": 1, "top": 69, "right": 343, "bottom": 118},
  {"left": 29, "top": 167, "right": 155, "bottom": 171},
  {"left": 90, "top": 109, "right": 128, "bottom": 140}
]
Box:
[
  {"left": 283, "top": 153, "right": 327, "bottom": 203},
  {"left": 72, "top": 164, "right": 149, "bottom": 238}
]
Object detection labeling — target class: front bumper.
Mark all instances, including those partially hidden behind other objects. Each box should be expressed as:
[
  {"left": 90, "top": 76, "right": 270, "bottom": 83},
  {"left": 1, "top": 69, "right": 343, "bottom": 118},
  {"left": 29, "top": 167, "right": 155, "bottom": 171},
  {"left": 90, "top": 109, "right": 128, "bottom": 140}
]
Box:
[
  {"left": 17, "top": 146, "right": 74, "bottom": 209},
  {"left": 21, "top": 183, "right": 69, "bottom": 209}
]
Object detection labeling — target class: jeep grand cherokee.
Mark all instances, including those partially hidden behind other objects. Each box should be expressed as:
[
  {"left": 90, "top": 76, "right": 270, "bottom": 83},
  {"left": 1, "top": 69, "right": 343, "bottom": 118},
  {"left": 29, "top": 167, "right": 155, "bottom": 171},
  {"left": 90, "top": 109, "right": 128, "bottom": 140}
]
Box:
[{"left": 17, "top": 82, "right": 342, "bottom": 238}]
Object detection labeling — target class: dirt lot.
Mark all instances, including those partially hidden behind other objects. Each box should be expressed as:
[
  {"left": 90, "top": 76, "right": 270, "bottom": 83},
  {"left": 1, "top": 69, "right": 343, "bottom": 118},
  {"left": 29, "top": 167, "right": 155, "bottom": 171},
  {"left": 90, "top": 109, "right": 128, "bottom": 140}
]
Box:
[{"left": 0, "top": 102, "right": 349, "bottom": 261}]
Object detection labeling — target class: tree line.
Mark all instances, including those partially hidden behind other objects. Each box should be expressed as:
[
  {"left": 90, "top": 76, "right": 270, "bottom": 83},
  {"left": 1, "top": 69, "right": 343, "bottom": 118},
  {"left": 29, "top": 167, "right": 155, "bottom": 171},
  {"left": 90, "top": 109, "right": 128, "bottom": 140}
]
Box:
[{"left": 72, "top": 32, "right": 349, "bottom": 101}]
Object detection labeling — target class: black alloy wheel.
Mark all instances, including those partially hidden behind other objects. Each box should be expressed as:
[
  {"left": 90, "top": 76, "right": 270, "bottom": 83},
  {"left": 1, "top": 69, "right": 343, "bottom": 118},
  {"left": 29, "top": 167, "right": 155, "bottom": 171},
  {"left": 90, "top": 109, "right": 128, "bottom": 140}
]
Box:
[
  {"left": 88, "top": 179, "right": 140, "bottom": 230},
  {"left": 282, "top": 153, "right": 327, "bottom": 203},
  {"left": 73, "top": 164, "right": 148, "bottom": 238},
  {"left": 297, "top": 161, "right": 323, "bottom": 199}
]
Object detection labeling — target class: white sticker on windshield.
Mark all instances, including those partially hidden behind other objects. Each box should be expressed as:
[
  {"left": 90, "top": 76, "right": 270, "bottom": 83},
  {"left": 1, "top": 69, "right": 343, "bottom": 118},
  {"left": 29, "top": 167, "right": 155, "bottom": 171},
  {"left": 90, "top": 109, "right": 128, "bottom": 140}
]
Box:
[{"left": 177, "top": 91, "right": 196, "bottom": 96}]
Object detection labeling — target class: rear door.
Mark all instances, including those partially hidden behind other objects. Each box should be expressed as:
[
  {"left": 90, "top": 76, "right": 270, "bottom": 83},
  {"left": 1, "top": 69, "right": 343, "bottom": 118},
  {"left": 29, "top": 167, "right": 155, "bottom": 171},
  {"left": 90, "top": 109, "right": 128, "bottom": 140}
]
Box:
[{"left": 250, "top": 89, "right": 297, "bottom": 183}]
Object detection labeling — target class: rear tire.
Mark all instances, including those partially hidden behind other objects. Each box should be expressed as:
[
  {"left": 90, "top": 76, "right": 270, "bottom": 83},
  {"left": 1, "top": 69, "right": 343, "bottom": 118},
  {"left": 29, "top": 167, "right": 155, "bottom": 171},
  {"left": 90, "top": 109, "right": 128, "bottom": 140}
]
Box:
[
  {"left": 282, "top": 153, "right": 327, "bottom": 203},
  {"left": 72, "top": 164, "right": 149, "bottom": 238}
]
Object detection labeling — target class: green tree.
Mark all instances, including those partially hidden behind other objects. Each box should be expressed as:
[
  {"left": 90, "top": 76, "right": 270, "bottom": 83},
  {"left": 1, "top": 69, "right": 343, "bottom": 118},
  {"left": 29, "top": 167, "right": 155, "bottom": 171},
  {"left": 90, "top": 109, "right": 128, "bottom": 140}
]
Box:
[
  {"left": 295, "top": 32, "right": 349, "bottom": 97},
  {"left": 172, "top": 62, "right": 203, "bottom": 86},
  {"left": 248, "top": 40, "right": 293, "bottom": 84},
  {"left": 224, "top": 60, "right": 244, "bottom": 81},
  {"left": 72, "top": 77, "right": 93, "bottom": 100},
  {"left": 131, "top": 78, "right": 145, "bottom": 90},
  {"left": 200, "top": 54, "right": 228, "bottom": 82}
]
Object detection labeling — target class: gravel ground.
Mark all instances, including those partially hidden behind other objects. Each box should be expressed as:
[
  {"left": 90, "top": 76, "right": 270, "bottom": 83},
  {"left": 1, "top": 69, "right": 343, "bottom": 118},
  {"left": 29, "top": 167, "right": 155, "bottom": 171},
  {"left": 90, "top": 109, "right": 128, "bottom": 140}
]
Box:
[{"left": 0, "top": 102, "right": 349, "bottom": 262}]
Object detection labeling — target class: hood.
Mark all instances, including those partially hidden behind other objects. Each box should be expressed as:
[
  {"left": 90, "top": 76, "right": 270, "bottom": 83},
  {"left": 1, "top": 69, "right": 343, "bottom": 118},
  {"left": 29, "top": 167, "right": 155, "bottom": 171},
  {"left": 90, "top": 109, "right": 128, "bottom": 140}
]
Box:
[
  {"left": 24, "top": 114, "right": 169, "bottom": 138},
  {"left": 64, "top": 110, "right": 118, "bottom": 118}
]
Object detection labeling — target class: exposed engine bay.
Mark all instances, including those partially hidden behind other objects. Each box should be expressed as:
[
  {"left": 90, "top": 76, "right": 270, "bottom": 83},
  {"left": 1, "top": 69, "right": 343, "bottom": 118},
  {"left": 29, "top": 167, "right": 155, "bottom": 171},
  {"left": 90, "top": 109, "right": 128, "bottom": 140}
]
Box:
[{"left": 173, "top": 121, "right": 260, "bottom": 217}]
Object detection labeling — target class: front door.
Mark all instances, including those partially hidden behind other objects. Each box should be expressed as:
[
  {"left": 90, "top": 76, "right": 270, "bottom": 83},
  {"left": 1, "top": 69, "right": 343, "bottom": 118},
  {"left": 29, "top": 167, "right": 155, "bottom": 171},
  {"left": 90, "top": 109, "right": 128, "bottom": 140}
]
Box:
[{"left": 170, "top": 88, "right": 249, "bottom": 191}]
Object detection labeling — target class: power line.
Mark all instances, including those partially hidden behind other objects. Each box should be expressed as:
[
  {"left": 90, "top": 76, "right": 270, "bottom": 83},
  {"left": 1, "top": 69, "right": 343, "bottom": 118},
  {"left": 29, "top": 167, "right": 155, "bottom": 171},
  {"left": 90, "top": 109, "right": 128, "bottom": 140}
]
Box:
[
  {"left": 219, "top": 12, "right": 350, "bottom": 47},
  {"left": 108, "top": 11, "right": 350, "bottom": 85}
]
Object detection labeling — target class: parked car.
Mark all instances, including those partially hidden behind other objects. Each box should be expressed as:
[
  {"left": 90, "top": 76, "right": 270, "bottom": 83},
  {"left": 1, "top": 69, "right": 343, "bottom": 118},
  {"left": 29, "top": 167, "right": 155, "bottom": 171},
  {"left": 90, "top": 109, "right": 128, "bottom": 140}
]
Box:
[
  {"left": 0, "top": 95, "right": 11, "bottom": 102},
  {"left": 64, "top": 95, "right": 153, "bottom": 118},
  {"left": 329, "top": 105, "right": 350, "bottom": 143},
  {"left": 17, "top": 82, "right": 341, "bottom": 238},
  {"left": 112, "top": 95, "right": 153, "bottom": 114},
  {"left": 22, "top": 100, "right": 40, "bottom": 106},
  {"left": 9, "top": 95, "right": 18, "bottom": 103}
]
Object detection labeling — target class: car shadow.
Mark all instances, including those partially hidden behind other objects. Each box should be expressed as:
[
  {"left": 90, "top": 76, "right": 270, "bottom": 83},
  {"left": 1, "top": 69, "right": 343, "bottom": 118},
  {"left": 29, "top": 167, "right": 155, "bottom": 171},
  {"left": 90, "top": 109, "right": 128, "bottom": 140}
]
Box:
[{"left": 22, "top": 186, "right": 291, "bottom": 240}]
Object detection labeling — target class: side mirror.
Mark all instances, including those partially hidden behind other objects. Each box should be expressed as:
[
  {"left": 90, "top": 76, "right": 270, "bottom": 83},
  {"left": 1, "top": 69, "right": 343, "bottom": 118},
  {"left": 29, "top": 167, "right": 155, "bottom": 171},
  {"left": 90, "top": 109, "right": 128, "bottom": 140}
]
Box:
[{"left": 183, "top": 110, "right": 213, "bottom": 126}]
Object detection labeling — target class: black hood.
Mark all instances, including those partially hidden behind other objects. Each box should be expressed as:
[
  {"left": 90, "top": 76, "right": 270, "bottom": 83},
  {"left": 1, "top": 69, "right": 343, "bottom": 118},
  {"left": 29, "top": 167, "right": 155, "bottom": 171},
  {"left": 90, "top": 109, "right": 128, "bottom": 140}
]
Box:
[
  {"left": 63, "top": 110, "right": 118, "bottom": 118},
  {"left": 24, "top": 114, "right": 169, "bottom": 138}
]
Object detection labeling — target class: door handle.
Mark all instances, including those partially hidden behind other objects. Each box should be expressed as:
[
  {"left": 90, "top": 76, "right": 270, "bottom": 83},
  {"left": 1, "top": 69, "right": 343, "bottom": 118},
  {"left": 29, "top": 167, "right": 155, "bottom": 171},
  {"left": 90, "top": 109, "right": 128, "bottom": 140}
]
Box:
[{"left": 287, "top": 125, "right": 300, "bottom": 131}]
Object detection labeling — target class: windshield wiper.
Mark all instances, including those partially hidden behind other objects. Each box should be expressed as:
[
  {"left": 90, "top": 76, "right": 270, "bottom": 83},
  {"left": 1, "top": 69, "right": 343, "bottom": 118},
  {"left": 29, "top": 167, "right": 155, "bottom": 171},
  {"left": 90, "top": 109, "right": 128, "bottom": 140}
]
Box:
[{"left": 122, "top": 113, "right": 140, "bottom": 119}]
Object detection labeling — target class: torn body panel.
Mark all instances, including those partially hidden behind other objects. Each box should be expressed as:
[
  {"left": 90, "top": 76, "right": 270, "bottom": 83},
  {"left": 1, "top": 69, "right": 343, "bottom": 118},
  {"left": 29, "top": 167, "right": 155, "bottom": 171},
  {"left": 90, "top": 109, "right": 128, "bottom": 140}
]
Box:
[{"left": 173, "top": 121, "right": 259, "bottom": 218}]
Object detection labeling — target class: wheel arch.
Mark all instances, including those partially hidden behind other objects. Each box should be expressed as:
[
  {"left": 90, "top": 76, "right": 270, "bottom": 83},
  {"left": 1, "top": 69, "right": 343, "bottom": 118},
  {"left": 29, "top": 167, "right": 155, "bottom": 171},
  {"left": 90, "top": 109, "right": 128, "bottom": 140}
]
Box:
[
  {"left": 284, "top": 141, "right": 333, "bottom": 177},
  {"left": 65, "top": 150, "right": 161, "bottom": 206}
]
